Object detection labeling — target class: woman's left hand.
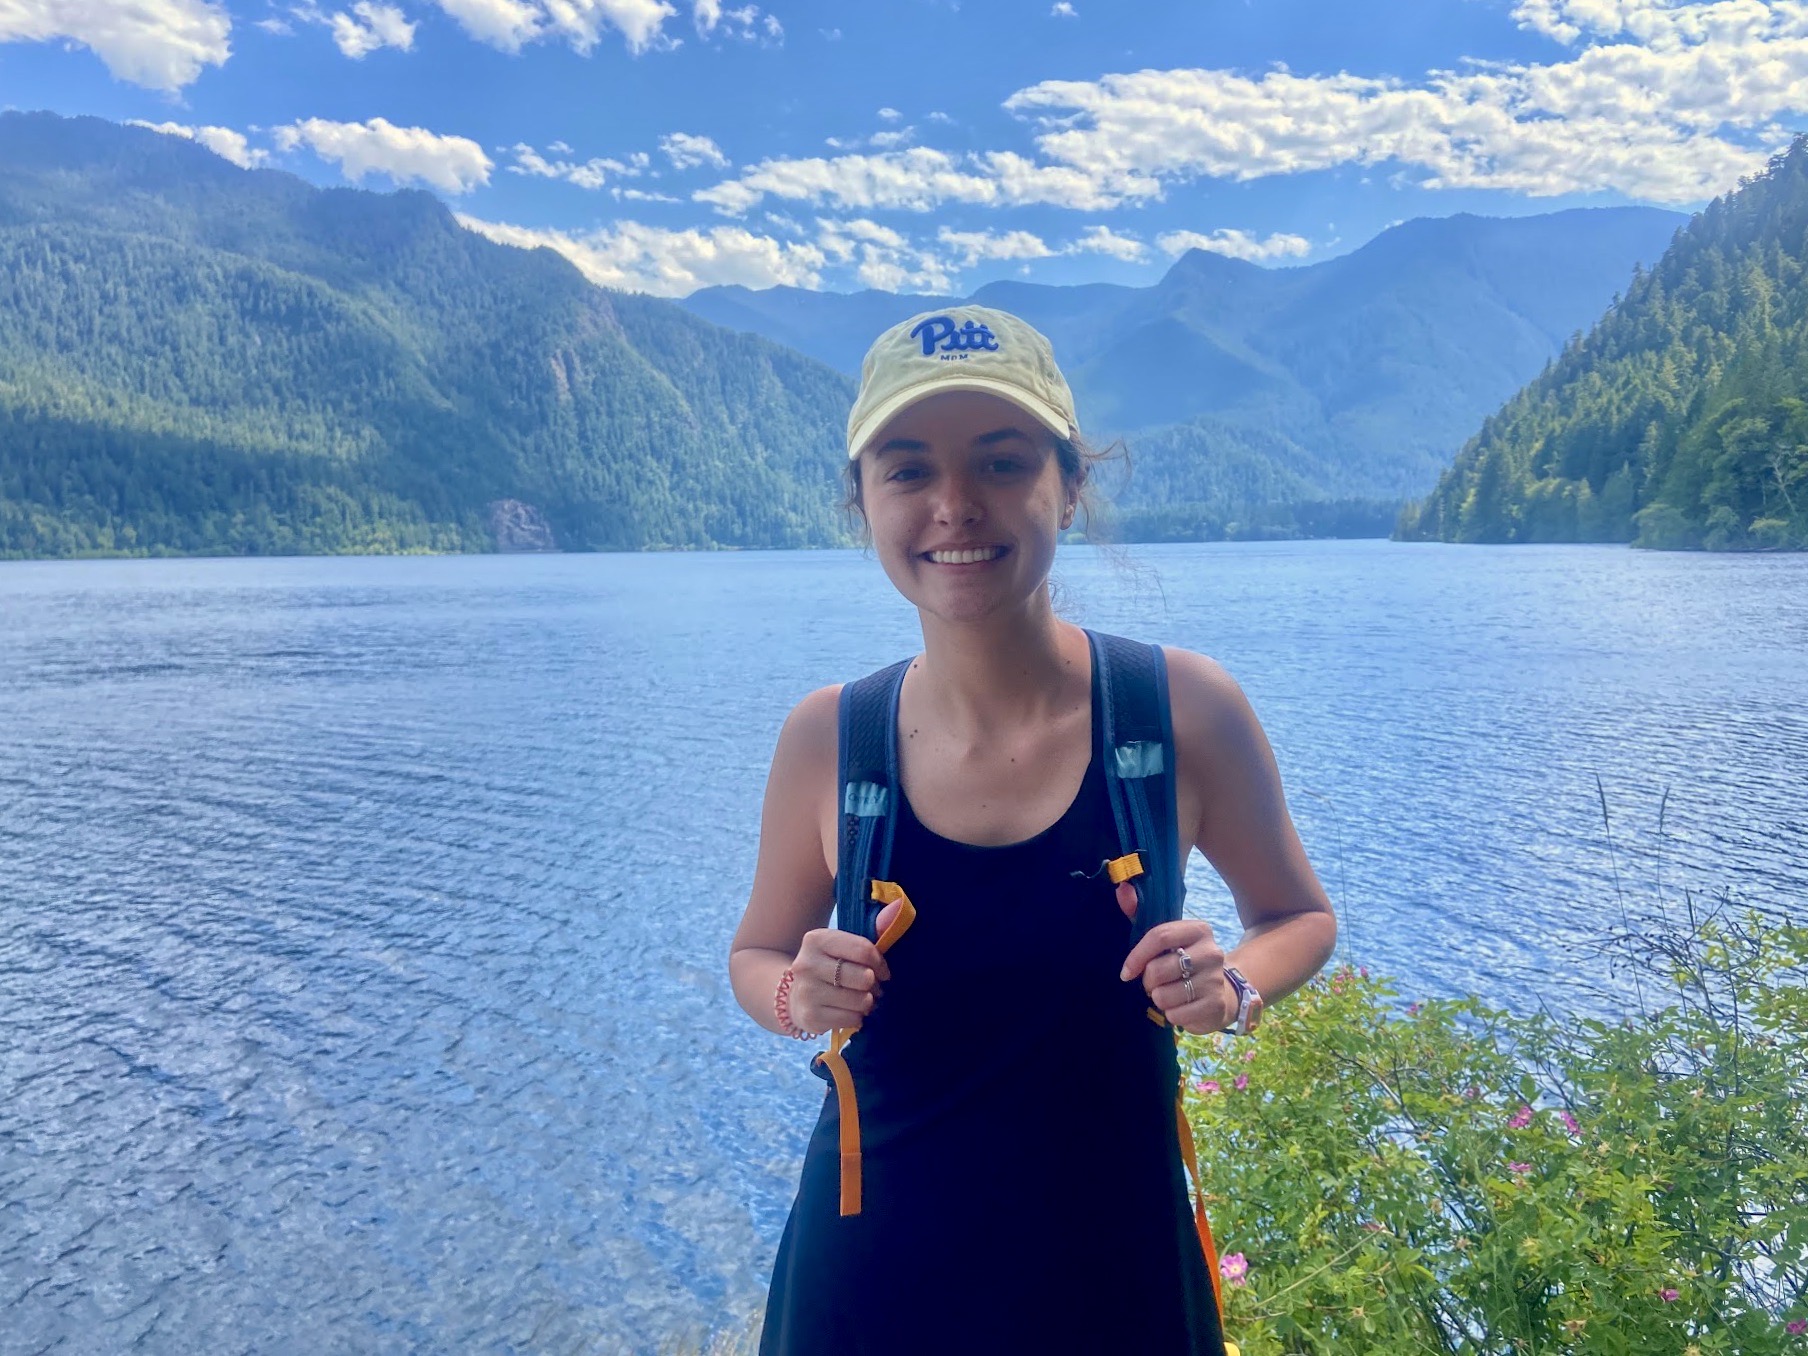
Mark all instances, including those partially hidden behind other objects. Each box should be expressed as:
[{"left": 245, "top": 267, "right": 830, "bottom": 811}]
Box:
[{"left": 1120, "top": 920, "right": 1234, "bottom": 1034}]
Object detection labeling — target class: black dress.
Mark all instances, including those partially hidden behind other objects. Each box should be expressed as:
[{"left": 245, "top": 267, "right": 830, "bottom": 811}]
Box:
[{"left": 759, "top": 659, "right": 1227, "bottom": 1356}]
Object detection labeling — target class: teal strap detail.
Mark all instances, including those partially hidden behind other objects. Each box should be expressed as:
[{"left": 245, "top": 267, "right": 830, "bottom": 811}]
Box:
[
  {"left": 1113, "top": 740, "right": 1164, "bottom": 780},
  {"left": 844, "top": 781, "right": 889, "bottom": 817}
]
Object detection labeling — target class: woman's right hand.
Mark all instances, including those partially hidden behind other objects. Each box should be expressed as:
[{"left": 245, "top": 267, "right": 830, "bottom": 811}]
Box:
[{"left": 786, "top": 898, "right": 902, "bottom": 1033}]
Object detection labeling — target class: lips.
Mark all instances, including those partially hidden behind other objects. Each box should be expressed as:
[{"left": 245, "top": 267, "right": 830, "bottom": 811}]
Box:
[{"left": 922, "top": 545, "right": 1009, "bottom": 565}]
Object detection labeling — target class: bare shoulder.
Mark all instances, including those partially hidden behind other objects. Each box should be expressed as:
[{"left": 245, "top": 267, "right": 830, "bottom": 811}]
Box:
[
  {"left": 1160, "top": 644, "right": 1273, "bottom": 833},
  {"left": 1161, "top": 645, "right": 1253, "bottom": 753},
  {"left": 771, "top": 682, "right": 843, "bottom": 852},
  {"left": 774, "top": 682, "right": 842, "bottom": 772}
]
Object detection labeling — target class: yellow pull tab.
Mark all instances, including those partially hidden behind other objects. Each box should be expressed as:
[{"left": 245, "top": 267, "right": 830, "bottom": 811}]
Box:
[{"left": 1106, "top": 852, "right": 1144, "bottom": 884}]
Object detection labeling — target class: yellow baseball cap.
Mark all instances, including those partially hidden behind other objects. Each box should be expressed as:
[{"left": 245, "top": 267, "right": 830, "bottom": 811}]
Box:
[{"left": 845, "top": 305, "right": 1079, "bottom": 460}]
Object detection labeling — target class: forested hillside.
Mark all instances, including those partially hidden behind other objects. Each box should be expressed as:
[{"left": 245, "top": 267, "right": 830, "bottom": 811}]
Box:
[
  {"left": 1398, "top": 138, "right": 1808, "bottom": 550},
  {"left": 0, "top": 111, "right": 854, "bottom": 559}
]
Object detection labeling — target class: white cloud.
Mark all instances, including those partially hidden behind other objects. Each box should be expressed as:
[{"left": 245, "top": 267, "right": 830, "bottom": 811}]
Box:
[
  {"left": 616, "top": 186, "right": 681, "bottom": 202},
  {"left": 661, "top": 131, "right": 729, "bottom": 169},
  {"left": 508, "top": 142, "right": 642, "bottom": 188},
  {"left": 816, "top": 217, "right": 954, "bottom": 292},
  {"left": 432, "top": 0, "right": 675, "bottom": 54},
  {"left": 877, "top": 107, "right": 902, "bottom": 122},
  {"left": 128, "top": 119, "right": 268, "bottom": 168},
  {"left": 329, "top": 0, "right": 414, "bottom": 56},
  {"left": 1003, "top": 0, "right": 1808, "bottom": 205},
  {"left": 256, "top": 15, "right": 294, "bottom": 33},
  {"left": 1051, "top": 2, "right": 1077, "bottom": 16},
  {"left": 432, "top": 0, "right": 538, "bottom": 48},
  {"left": 455, "top": 213, "right": 826, "bottom": 294},
  {"left": 1156, "top": 228, "right": 1312, "bottom": 262},
  {"left": 694, "top": 1, "right": 1806, "bottom": 216},
  {"left": 691, "top": 0, "right": 775, "bottom": 40},
  {"left": 695, "top": 145, "right": 1159, "bottom": 214},
  {"left": 1069, "top": 224, "right": 1146, "bottom": 261},
  {"left": 935, "top": 226, "right": 1057, "bottom": 267},
  {"left": 0, "top": 0, "right": 231, "bottom": 91},
  {"left": 275, "top": 117, "right": 493, "bottom": 192},
  {"left": 869, "top": 126, "right": 915, "bottom": 149}
]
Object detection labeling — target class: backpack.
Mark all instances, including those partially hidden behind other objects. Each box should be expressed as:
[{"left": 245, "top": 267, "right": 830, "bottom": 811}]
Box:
[{"left": 811, "top": 628, "right": 1239, "bottom": 1352}]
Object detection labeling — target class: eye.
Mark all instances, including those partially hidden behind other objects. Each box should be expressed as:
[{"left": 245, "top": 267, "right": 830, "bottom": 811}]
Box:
[
  {"left": 886, "top": 465, "right": 926, "bottom": 483},
  {"left": 986, "top": 457, "right": 1027, "bottom": 474}
]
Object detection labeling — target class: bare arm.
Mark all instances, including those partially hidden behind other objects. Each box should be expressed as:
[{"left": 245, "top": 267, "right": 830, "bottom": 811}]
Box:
[
  {"left": 1166, "top": 647, "right": 1338, "bottom": 1008},
  {"left": 728, "top": 685, "right": 892, "bottom": 1035}
]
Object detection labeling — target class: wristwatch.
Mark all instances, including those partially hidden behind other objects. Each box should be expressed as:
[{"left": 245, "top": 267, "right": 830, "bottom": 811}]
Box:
[{"left": 1221, "top": 965, "right": 1264, "bottom": 1036}]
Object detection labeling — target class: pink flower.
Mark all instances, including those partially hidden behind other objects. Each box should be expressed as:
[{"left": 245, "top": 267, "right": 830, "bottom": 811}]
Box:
[
  {"left": 1242, "top": 1047, "right": 1257, "bottom": 1061},
  {"left": 1560, "top": 1110, "right": 1580, "bottom": 1134},
  {"left": 1359, "top": 965, "right": 1369, "bottom": 979},
  {"left": 1785, "top": 1318, "right": 1806, "bottom": 1334},
  {"left": 1463, "top": 1085, "right": 1481, "bottom": 1099},
  {"left": 1220, "top": 1252, "right": 1249, "bottom": 1286},
  {"left": 1196, "top": 1079, "right": 1221, "bottom": 1094},
  {"left": 1406, "top": 1001, "right": 1422, "bottom": 1016},
  {"left": 1660, "top": 1288, "right": 1679, "bottom": 1302},
  {"left": 1508, "top": 1104, "right": 1534, "bottom": 1129},
  {"left": 1507, "top": 1161, "right": 1532, "bottom": 1174},
  {"left": 1234, "top": 1073, "right": 1249, "bottom": 1091}
]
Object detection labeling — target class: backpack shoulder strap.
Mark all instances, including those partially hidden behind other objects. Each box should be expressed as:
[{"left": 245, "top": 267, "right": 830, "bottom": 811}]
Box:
[
  {"left": 834, "top": 656, "right": 912, "bottom": 941},
  {"left": 1086, "top": 628, "right": 1186, "bottom": 948}
]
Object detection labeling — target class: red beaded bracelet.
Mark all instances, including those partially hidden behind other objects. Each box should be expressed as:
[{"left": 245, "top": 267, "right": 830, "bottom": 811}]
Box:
[{"left": 774, "top": 967, "right": 818, "bottom": 1040}]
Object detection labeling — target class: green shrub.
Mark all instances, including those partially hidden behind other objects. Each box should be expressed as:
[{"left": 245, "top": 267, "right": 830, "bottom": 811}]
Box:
[{"left": 1183, "top": 900, "right": 1808, "bottom": 1354}]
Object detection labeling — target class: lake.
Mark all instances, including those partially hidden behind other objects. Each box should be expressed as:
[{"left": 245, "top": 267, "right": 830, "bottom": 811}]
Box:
[{"left": 2, "top": 541, "right": 1803, "bottom": 1352}]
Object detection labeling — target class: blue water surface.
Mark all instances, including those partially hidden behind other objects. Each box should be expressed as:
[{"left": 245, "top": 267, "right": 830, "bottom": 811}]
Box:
[{"left": 1, "top": 541, "right": 1803, "bottom": 1352}]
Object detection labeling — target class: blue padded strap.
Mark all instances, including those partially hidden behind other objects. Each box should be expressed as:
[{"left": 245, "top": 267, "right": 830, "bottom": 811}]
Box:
[{"left": 835, "top": 656, "right": 911, "bottom": 940}]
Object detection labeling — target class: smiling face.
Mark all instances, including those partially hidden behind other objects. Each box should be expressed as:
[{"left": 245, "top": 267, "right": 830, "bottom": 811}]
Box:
[{"left": 855, "top": 389, "right": 1078, "bottom": 625}]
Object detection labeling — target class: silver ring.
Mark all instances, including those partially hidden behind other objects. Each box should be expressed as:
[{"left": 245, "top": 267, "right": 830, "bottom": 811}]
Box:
[
  {"left": 833, "top": 959, "right": 845, "bottom": 989},
  {"left": 1183, "top": 976, "right": 1196, "bottom": 1003},
  {"left": 1175, "top": 947, "right": 1194, "bottom": 982}
]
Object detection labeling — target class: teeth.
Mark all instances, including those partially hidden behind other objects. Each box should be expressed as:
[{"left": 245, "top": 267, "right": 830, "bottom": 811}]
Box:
[{"left": 927, "top": 547, "right": 1005, "bottom": 564}]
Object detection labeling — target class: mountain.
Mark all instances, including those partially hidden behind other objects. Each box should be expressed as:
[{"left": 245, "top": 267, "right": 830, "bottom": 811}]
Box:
[
  {"left": 0, "top": 111, "right": 855, "bottom": 559},
  {"left": 1398, "top": 138, "right": 1808, "bottom": 551},
  {"left": 683, "top": 207, "right": 1686, "bottom": 533}
]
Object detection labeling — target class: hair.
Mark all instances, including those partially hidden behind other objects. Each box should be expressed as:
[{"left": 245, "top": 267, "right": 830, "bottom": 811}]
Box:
[{"left": 840, "top": 430, "right": 1130, "bottom": 550}]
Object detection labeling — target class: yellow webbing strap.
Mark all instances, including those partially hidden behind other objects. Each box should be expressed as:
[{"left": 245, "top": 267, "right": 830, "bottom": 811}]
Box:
[
  {"left": 1153, "top": 1013, "right": 1240, "bottom": 1354},
  {"left": 1106, "top": 852, "right": 1144, "bottom": 884},
  {"left": 814, "top": 880, "right": 916, "bottom": 1217}
]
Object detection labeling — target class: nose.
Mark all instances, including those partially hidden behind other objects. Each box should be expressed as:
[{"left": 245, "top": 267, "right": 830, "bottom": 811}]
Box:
[{"left": 930, "top": 467, "right": 982, "bottom": 526}]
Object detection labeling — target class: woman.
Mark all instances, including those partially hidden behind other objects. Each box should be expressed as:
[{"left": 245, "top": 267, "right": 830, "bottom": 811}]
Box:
[{"left": 728, "top": 305, "right": 1338, "bottom": 1355}]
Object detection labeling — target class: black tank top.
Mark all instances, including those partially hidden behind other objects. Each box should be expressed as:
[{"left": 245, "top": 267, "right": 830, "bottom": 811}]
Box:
[{"left": 759, "top": 658, "right": 1226, "bottom": 1355}]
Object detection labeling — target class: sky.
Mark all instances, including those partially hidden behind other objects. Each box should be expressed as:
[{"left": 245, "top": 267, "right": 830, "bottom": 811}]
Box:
[{"left": 2, "top": 0, "right": 1803, "bottom": 297}]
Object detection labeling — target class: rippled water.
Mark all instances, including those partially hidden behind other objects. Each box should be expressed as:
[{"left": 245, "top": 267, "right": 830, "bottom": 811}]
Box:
[{"left": 2, "top": 542, "right": 1804, "bottom": 1353}]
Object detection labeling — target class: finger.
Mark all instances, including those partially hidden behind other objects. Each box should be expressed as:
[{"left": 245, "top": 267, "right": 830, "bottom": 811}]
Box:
[
  {"left": 807, "top": 930, "right": 892, "bottom": 985},
  {"left": 796, "top": 992, "right": 876, "bottom": 1028},
  {"left": 1153, "top": 970, "right": 1229, "bottom": 1030},
  {"left": 1148, "top": 948, "right": 1225, "bottom": 1002},
  {"left": 1119, "top": 919, "right": 1215, "bottom": 982}
]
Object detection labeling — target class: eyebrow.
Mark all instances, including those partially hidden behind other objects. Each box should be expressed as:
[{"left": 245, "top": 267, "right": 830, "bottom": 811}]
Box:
[
  {"left": 873, "top": 438, "right": 928, "bottom": 456},
  {"left": 873, "top": 427, "right": 1032, "bottom": 456},
  {"left": 974, "top": 427, "right": 1032, "bottom": 447}
]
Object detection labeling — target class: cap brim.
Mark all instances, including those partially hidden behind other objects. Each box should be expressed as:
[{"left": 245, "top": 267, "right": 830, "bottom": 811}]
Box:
[{"left": 847, "top": 376, "right": 1075, "bottom": 460}]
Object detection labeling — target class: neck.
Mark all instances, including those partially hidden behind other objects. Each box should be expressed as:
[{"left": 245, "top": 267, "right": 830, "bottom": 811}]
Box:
[{"left": 912, "top": 587, "right": 1089, "bottom": 737}]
